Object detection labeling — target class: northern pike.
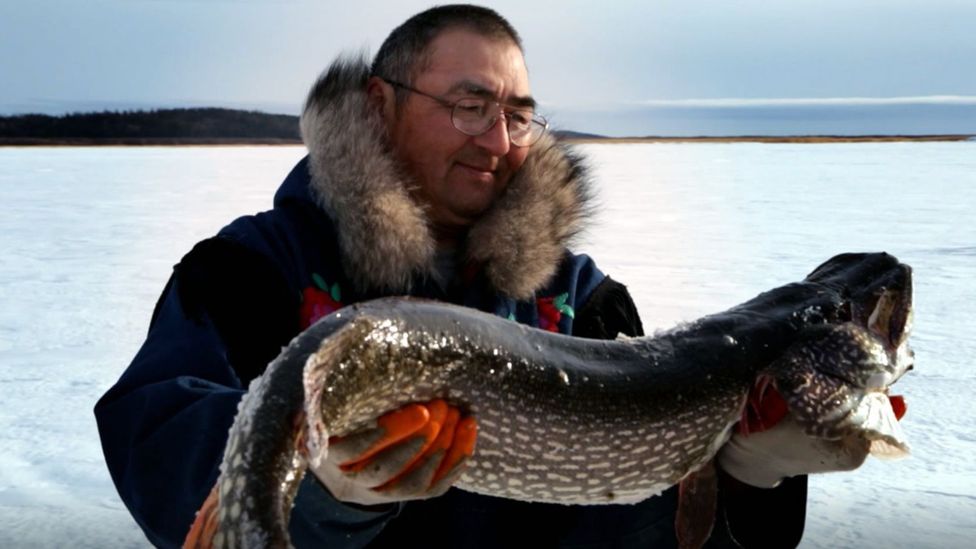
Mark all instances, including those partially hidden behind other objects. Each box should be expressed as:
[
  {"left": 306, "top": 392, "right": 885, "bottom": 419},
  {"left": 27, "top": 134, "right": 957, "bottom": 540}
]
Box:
[{"left": 184, "top": 252, "right": 913, "bottom": 548}]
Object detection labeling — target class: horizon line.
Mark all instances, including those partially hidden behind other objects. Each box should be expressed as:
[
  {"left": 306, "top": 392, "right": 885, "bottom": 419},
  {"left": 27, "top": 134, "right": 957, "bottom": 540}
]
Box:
[
  {"left": 627, "top": 95, "right": 976, "bottom": 108},
  {"left": 7, "top": 94, "right": 976, "bottom": 117}
]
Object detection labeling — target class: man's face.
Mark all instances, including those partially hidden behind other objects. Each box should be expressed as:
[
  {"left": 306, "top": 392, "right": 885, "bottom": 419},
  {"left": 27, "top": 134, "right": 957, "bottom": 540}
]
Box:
[{"left": 382, "top": 29, "right": 533, "bottom": 232}]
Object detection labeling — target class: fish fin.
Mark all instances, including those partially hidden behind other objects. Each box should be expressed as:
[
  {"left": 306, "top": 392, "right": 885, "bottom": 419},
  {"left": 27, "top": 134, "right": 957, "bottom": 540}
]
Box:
[
  {"left": 675, "top": 460, "right": 718, "bottom": 549},
  {"left": 183, "top": 483, "right": 220, "bottom": 549},
  {"left": 890, "top": 394, "right": 907, "bottom": 420},
  {"left": 739, "top": 376, "right": 789, "bottom": 436},
  {"left": 870, "top": 438, "right": 910, "bottom": 459}
]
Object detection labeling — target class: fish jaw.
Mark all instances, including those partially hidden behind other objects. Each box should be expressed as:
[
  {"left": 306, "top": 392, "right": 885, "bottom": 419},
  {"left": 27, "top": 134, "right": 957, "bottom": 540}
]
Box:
[
  {"left": 864, "top": 263, "right": 914, "bottom": 383},
  {"left": 860, "top": 260, "right": 915, "bottom": 381}
]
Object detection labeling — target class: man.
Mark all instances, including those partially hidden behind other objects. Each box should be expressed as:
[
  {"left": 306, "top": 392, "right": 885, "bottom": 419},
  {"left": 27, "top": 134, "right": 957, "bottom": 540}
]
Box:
[{"left": 97, "top": 5, "right": 823, "bottom": 547}]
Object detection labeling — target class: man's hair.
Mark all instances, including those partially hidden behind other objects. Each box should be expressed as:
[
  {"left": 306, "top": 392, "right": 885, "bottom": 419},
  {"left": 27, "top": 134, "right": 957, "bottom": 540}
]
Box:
[{"left": 371, "top": 4, "right": 522, "bottom": 101}]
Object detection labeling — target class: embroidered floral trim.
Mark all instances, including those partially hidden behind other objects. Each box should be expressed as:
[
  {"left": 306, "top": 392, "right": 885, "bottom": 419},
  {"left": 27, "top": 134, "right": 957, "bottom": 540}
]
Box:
[
  {"left": 300, "top": 273, "right": 343, "bottom": 329},
  {"left": 536, "top": 292, "right": 574, "bottom": 332}
]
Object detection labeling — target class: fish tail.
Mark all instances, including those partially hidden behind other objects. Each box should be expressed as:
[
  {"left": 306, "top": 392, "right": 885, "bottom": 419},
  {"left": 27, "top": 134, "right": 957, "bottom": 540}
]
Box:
[{"left": 675, "top": 460, "right": 718, "bottom": 549}]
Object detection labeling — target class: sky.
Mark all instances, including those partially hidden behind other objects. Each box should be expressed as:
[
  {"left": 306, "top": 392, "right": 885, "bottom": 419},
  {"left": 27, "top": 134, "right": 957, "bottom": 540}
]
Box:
[{"left": 2, "top": 0, "right": 975, "bottom": 136}]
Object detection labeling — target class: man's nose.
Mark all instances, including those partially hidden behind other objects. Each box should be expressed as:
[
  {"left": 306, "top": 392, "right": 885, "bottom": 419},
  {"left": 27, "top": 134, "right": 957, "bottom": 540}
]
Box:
[{"left": 472, "top": 115, "right": 511, "bottom": 156}]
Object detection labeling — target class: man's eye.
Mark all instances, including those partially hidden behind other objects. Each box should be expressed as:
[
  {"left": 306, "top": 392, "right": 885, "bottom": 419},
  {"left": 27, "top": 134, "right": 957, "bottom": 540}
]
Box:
[
  {"left": 509, "top": 111, "right": 533, "bottom": 127},
  {"left": 456, "top": 101, "right": 488, "bottom": 117}
]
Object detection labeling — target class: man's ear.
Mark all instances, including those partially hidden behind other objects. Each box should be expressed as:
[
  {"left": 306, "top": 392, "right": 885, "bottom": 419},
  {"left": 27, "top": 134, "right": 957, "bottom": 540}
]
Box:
[{"left": 365, "top": 76, "right": 396, "bottom": 131}]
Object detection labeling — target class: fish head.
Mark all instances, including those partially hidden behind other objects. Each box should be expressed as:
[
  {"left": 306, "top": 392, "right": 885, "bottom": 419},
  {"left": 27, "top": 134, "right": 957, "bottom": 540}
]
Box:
[
  {"left": 776, "top": 253, "right": 914, "bottom": 459},
  {"left": 819, "top": 258, "right": 914, "bottom": 389}
]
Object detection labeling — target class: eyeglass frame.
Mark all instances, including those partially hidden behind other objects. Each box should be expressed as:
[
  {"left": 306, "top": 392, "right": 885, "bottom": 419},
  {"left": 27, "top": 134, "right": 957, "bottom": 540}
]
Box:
[{"left": 380, "top": 78, "right": 549, "bottom": 147}]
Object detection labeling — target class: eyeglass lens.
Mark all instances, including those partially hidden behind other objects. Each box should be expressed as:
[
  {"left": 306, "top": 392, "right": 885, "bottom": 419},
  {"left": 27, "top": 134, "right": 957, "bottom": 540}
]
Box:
[{"left": 451, "top": 99, "right": 545, "bottom": 146}]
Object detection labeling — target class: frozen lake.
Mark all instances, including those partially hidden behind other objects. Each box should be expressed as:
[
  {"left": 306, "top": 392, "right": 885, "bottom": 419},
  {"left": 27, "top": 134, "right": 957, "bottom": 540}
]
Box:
[{"left": 0, "top": 142, "right": 973, "bottom": 547}]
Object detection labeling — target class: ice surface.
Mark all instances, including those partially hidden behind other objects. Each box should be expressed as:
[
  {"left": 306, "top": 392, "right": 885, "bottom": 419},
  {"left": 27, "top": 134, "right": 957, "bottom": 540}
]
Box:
[
  {"left": 0, "top": 142, "right": 974, "bottom": 547},
  {"left": 0, "top": 147, "right": 305, "bottom": 548},
  {"left": 576, "top": 142, "right": 976, "bottom": 548}
]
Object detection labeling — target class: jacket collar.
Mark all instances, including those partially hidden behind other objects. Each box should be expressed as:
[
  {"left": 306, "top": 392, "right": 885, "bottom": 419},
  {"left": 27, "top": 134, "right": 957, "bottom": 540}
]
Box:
[{"left": 299, "top": 55, "right": 593, "bottom": 300}]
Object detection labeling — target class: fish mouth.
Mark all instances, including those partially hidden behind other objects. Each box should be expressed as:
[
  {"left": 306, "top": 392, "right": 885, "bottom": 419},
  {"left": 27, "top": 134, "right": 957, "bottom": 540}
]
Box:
[
  {"left": 845, "top": 263, "right": 914, "bottom": 457},
  {"left": 807, "top": 254, "right": 915, "bottom": 383},
  {"left": 861, "top": 263, "right": 913, "bottom": 356}
]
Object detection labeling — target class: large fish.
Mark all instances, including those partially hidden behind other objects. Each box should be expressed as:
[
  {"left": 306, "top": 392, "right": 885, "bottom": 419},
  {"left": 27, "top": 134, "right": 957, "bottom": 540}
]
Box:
[{"left": 184, "top": 252, "right": 913, "bottom": 548}]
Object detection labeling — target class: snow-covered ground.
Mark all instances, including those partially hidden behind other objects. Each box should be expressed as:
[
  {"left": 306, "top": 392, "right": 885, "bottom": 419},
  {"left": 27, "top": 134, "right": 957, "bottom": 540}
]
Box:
[{"left": 0, "top": 143, "right": 973, "bottom": 547}]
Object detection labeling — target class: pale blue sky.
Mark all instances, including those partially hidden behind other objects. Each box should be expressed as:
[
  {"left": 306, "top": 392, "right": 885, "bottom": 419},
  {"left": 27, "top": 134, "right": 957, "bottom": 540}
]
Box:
[{"left": 2, "top": 0, "right": 975, "bottom": 135}]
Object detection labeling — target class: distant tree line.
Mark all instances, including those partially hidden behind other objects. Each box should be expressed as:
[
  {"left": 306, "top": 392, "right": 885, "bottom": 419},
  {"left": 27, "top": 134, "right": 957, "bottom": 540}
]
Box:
[{"left": 0, "top": 108, "right": 301, "bottom": 139}]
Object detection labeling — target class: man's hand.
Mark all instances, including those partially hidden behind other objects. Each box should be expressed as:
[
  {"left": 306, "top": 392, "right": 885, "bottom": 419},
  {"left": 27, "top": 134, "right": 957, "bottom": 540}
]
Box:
[
  {"left": 309, "top": 399, "right": 477, "bottom": 506},
  {"left": 718, "top": 381, "right": 907, "bottom": 489},
  {"left": 718, "top": 415, "right": 872, "bottom": 488}
]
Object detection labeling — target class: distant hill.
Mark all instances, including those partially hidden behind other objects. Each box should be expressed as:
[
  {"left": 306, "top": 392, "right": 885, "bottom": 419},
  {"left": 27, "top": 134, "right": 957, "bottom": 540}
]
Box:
[
  {"left": 552, "top": 129, "right": 607, "bottom": 140},
  {"left": 1, "top": 108, "right": 614, "bottom": 145},
  {"left": 0, "top": 108, "right": 301, "bottom": 144},
  {"left": 2, "top": 107, "right": 970, "bottom": 146}
]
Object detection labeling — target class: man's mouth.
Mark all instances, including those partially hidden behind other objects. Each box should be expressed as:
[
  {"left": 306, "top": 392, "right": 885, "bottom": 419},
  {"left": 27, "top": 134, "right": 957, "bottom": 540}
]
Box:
[{"left": 456, "top": 161, "right": 496, "bottom": 177}]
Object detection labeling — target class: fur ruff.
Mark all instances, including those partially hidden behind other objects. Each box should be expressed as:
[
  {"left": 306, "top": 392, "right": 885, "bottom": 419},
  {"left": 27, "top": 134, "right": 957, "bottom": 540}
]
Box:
[{"left": 300, "top": 55, "right": 593, "bottom": 300}]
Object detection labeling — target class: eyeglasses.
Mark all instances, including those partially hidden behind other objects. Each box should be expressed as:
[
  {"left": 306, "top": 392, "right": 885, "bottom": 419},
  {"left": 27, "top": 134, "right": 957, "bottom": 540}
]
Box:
[{"left": 382, "top": 78, "right": 548, "bottom": 147}]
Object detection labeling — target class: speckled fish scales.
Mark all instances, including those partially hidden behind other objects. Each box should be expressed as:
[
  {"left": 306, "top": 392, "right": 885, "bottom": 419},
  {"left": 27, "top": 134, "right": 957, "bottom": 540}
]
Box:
[{"left": 209, "top": 252, "right": 913, "bottom": 547}]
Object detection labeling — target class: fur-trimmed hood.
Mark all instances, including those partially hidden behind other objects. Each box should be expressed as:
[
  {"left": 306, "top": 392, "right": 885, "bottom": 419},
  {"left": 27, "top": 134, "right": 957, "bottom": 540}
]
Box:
[{"left": 299, "top": 55, "right": 593, "bottom": 300}]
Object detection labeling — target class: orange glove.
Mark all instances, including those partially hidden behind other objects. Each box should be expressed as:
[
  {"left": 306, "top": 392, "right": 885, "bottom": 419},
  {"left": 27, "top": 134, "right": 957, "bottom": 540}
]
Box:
[{"left": 309, "top": 399, "right": 477, "bottom": 505}]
